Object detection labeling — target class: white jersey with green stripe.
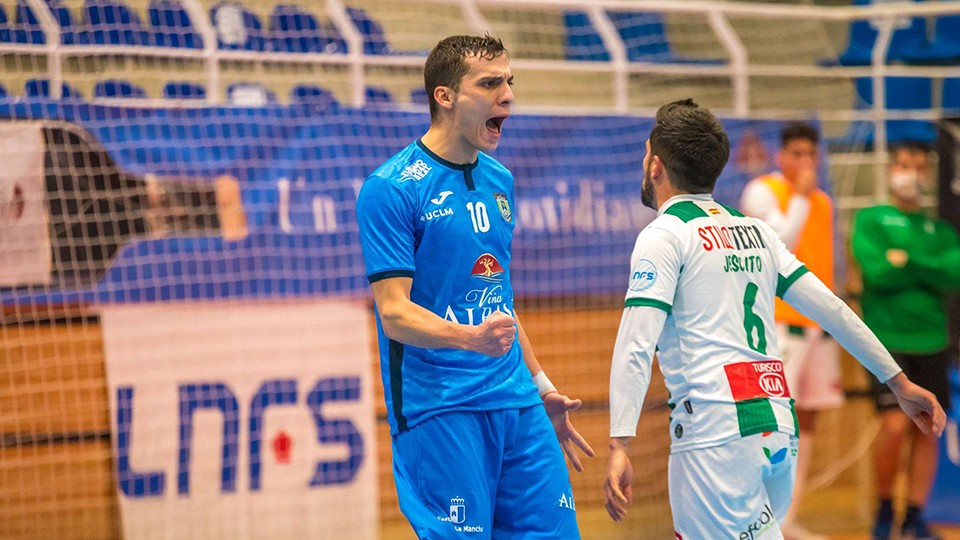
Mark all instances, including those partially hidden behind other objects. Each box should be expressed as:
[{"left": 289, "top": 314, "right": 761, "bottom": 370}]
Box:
[{"left": 614, "top": 194, "right": 808, "bottom": 453}]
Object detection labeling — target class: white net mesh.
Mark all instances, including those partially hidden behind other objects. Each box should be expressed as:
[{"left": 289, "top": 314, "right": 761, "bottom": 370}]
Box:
[{"left": 1, "top": 1, "right": 955, "bottom": 539}]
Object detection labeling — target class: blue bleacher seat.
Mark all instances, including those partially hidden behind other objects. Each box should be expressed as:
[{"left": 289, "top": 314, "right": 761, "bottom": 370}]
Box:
[
  {"left": 163, "top": 81, "right": 205, "bottom": 99},
  {"left": 95, "top": 79, "right": 147, "bottom": 98},
  {"left": 227, "top": 82, "right": 277, "bottom": 105},
  {"left": 0, "top": 5, "right": 12, "bottom": 43},
  {"left": 563, "top": 11, "right": 608, "bottom": 61},
  {"left": 13, "top": 0, "right": 44, "bottom": 44},
  {"left": 346, "top": 7, "right": 388, "bottom": 55},
  {"left": 365, "top": 86, "right": 393, "bottom": 106},
  {"left": 609, "top": 11, "right": 722, "bottom": 64},
  {"left": 290, "top": 84, "right": 339, "bottom": 112},
  {"left": 564, "top": 10, "right": 721, "bottom": 64},
  {"left": 42, "top": 0, "right": 87, "bottom": 45},
  {"left": 269, "top": 5, "right": 345, "bottom": 54},
  {"left": 919, "top": 15, "right": 960, "bottom": 63},
  {"left": 149, "top": 0, "right": 202, "bottom": 49},
  {"left": 944, "top": 78, "right": 960, "bottom": 111},
  {"left": 84, "top": 0, "right": 149, "bottom": 46},
  {"left": 831, "top": 77, "right": 936, "bottom": 147},
  {"left": 410, "top": 87, "right": 428, "bottom": 105},
  {"left": 24, "top": 78, "right": 83, "bottom": 99},
  {"left": 211, "top": 2, "right": 266, "bottom": 51},
  {"left": 13, "top": 0, "right": 83, "bottom": 45},
  {"left": 0, "top": 83, "right": 7, "bottom": 98},
  {"left": 826, "top": 0, "right": 926, "bottom": 66}
]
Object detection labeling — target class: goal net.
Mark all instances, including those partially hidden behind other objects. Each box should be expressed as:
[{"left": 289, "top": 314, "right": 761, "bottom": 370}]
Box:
[{"left": 1, "top": 1, "right": 948, "bottom": 539}]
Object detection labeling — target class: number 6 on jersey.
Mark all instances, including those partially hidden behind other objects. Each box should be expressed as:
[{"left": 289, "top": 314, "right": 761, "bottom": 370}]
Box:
[{"left": 742, "top": 282, "right": 767, "bottom": 355}]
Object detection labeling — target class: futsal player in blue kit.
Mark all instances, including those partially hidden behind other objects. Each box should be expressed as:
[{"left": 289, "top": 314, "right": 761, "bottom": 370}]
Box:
[{"left": 356, "top": 35, "right": 595, "bottom": 539}]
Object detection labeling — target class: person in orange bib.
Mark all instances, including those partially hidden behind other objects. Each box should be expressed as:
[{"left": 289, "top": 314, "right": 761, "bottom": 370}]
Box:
[{"left": 740, "top": 123, "right": 840, "bottom": 540}]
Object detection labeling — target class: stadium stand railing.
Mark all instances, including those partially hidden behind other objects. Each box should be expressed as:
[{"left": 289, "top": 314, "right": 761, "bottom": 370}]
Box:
[
  {"left": 4, "top": 1, "right": 960, "bottom": 539},
  {"left": 2, "top": 1, "right": 959, "bottom": 138}
]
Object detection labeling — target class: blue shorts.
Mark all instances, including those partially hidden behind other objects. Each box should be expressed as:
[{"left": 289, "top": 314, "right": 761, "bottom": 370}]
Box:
[{"left": 391, "top": 405, "right": 581, "bottom": 540}]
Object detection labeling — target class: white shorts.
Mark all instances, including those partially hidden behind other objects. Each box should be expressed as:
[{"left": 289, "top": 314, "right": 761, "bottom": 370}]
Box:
[
  {"left": 777, "top": 324, "right": 844, "bottom": 411},
  {"left": 670, "top": 432, "right": 798, "bottom": 540}
]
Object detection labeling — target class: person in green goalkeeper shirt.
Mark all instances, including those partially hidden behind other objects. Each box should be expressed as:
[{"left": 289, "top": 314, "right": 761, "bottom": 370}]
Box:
[{"left": 851, "top": 141, "right": 960, "bottom": 540}]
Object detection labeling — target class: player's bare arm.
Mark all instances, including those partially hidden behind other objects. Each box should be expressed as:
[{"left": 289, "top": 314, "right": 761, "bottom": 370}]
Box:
[{"left": 371, "top": 276, "right": 516, "bottom": 356}]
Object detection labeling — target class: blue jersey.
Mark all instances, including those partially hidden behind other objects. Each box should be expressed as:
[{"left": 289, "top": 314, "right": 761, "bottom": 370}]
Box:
[{"left": 356, "top": 139, "right": 540, "bottom": 434}]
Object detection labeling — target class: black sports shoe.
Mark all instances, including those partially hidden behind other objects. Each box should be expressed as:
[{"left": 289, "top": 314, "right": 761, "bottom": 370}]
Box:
[
  {"left": 900, "top": 518, "right": 943, "bottom": 540},
  {"left": 871, "top": 505, "right": 893, "bottom": 540}
]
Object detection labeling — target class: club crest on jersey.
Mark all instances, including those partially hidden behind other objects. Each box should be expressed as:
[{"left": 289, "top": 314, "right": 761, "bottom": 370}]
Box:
[
  {"left": 494, "top": 193, "right": 512, "bottom": 222},
  {"left": 471, "top": 253, "right": 504, "bottom": 283}
]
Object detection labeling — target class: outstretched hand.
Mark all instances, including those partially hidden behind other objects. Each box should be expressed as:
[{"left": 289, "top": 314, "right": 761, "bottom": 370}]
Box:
[{"left": 542, "top": 392, "right": 596, "bottom": 472}]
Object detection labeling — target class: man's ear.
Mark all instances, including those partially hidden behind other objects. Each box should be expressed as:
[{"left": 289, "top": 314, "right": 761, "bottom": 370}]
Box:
[
  {"left": 433, "top": 86, "right": 455, "bottom": 111},
  {"left": 650, "top": 155, "right": 665, "bottom": 183}
]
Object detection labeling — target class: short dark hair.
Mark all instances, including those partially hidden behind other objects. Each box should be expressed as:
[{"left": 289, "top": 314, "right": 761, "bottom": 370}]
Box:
[
  {"left": 780, "top": 122, "right": 819, "bottom": 147},
  {"left": 891, "top": 140, "right": 931, "bottom": 155},
  {"left": 649, "top": 98, "right": 730, "bottom": 194},
  {"left": 424, "top": 35, "right": 507, "bottom": 119}
]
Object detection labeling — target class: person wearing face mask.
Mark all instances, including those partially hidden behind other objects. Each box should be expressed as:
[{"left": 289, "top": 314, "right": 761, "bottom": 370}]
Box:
[
  {"left": 740, "top": 123, "right": 840, "bottom": 540},
  {"left": 851, "top": 141, "right": 960, "bottom": 540}
]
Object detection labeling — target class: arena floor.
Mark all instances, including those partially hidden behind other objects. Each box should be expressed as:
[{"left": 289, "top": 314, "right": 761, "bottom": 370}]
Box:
[{"left": 380, "top": 508, "right": 960, "bottom": 539}]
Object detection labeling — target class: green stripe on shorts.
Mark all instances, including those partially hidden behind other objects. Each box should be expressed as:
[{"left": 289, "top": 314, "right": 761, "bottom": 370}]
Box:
[{"left": 735, "top": 397, "right": 780, "bottom": 437}]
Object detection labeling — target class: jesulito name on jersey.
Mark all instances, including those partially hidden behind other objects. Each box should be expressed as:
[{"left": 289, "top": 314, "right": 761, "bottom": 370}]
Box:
[{"left": 443, "top": 253, "right": 512, "bottom": 325}]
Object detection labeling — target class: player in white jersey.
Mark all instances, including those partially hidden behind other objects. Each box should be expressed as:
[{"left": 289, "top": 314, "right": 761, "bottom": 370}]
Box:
[{"left": 603, "top": 99, "right": 945, "bottom": 539}]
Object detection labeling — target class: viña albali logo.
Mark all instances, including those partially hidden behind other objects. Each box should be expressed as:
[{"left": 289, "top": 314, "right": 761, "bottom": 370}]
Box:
[
  {"left": 443, "top": 253, "right": 512, "bottom": 325},
  {"left": 471, "top": 253, "right": 504, "bottom": 283}
]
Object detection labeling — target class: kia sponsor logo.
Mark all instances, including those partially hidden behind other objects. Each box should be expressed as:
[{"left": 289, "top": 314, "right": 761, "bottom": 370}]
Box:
[{"left": 758, "top": 373, "right": 786, "bottom": 397}]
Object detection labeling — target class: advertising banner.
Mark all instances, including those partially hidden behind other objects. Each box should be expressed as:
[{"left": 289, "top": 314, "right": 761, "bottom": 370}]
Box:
[
  {"left": 0, "top": 122, "right": 51, "bottom": 287},
  {"left": 101, "top": 300, "right": 377, "bottom": 539}
]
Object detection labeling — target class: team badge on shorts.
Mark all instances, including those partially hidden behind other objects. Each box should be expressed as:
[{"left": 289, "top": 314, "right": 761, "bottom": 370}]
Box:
[
  {"left": 449, "top": 497, "right": 466, "bottom": 524},
  {"left": 494, "top": 193, "right": 512, "bottom": 222}
]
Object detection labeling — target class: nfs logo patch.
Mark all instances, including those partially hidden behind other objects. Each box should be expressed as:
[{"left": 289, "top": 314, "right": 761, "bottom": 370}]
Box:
[{"left": 628, "top": 259, "right": 658, "bottom": 292}]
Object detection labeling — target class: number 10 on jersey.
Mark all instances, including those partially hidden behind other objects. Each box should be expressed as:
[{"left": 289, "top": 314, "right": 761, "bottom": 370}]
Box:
[{"left": 467, "top": 202, "right": 490, "bottom": 233}]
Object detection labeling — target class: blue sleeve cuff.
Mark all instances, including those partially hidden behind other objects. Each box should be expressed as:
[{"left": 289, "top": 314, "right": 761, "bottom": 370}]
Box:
[{"left": 368, "top": 269, "right": 415, "bottom": 283}]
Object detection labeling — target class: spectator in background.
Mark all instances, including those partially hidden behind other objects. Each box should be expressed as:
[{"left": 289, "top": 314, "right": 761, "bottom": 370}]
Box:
[
  {"left": 740, "top": 123, "right": 840, "bottom": 540},
  {"left": 851, "top": 141, "right": 960, "bottom": 540}
]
